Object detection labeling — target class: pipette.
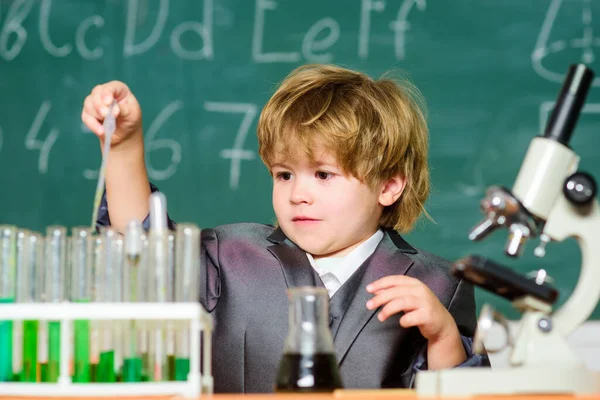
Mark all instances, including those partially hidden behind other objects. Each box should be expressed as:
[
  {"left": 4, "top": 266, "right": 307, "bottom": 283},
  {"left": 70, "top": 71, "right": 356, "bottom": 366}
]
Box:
[{"left": 90, "top": 100, "right": 117, "bottom": 229}]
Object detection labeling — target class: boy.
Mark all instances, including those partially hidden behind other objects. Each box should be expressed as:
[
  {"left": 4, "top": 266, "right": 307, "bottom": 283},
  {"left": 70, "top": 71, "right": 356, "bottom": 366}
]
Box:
[{"left": 82, "top": 64, "right": 490, "bottom": 392}]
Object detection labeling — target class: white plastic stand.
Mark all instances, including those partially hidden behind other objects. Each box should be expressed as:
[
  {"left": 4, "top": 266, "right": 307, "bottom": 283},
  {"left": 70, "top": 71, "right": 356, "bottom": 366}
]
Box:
[{"left": 0, "top": 302, "right": 213, "bottom": 397}]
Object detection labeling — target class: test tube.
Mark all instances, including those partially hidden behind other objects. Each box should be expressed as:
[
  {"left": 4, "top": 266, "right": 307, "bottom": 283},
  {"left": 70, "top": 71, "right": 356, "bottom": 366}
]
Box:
[
  {"left": 0, "top": 225, "right": 17, "bottom": 382},
  {"left": 139, "top": 234, "right": 150, "bottom": 381},
  {"left": 89, "top": 235, "right": 103, "bottom": 382},
  {"left": 166, "top": 231, "right": 176, "bottom": 380},
  {"left": 174, "top": 224, "right": 200, "bottom": 381},
  {"left": 113, "top": 236, "right": 124, "bottom": 381},
  {"left": 70, "top": 227, "right": 93, "bottom": 383},
  {"left": 44, "top": 226, "right": 67, "bottom": 383},
  {"left": 96, "top": 227, "right": 120, "bottom": 383},
  {"left": 12, "top": 230, "right": 27, "bottom": 382},
  {"left": 148, "top": 192, "right": 169, "bottom": 381},
  {"left": 17, "top": 232, "right": 43, "bottom": 382},
  {"left": 122, "top": 220, "right": 143, "bottom": 382}
]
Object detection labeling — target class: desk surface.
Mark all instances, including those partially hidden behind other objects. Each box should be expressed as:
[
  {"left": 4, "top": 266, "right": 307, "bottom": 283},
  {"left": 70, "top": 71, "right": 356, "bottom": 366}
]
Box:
[
  {"left": 209, "top": 393, "right": 593, "bottom": 400},
  {"left": 0, "top": 390, "right": 597, "bottom": 400}
]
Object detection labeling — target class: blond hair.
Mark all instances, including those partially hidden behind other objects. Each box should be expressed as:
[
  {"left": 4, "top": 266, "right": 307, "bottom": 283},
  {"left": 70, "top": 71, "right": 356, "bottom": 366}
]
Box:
[{"left": 257, "top": 64, "right": 430, "bottom": 233}]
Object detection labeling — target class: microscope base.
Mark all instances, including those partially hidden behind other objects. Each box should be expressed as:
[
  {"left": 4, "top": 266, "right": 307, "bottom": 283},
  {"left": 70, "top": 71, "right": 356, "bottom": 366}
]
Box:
[{"left": 416, "top": 365, "right": 600, "bottom": 397}]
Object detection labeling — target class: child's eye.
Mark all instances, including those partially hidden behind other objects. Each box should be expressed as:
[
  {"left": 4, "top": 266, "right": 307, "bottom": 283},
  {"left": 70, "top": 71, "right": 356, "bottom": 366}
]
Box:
[
  {"left": 316, "top": 171, "right": 332, "bottom": 180},
  {"left": 275, "top": 172, "right": 292, "bottom": 181}
]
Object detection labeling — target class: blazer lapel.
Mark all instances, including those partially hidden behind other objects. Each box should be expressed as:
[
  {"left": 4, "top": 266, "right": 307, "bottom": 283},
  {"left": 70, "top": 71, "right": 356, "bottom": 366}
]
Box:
[
  {"left": 267, "top": 227, "right": 323, "bottom": 288},
  {"left": 333, "top": 230, "right": 416, "bottom": 365}
]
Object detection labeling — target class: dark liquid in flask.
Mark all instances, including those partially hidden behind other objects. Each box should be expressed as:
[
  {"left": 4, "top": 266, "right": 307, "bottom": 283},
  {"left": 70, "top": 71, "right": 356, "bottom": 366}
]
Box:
[{"left": 275, "top": 353, "right": 343, "bottom": 392}]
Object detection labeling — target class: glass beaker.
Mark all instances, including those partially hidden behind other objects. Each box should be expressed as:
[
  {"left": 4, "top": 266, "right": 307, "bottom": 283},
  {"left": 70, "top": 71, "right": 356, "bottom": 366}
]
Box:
[{"left": 275, "top": 287, "right": 343, "bottom": 392}]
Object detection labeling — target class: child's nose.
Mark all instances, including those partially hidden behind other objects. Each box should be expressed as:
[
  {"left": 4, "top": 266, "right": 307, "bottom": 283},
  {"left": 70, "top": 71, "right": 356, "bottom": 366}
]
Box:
[{"left": 289, "top": 180, "right": 313, "bottom": 205}]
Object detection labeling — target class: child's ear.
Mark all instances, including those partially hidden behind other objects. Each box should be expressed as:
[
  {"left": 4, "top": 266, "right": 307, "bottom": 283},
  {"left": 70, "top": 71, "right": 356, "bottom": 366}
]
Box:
[{"left": 378, "top": 175, "right": 407, "bottom": 206}]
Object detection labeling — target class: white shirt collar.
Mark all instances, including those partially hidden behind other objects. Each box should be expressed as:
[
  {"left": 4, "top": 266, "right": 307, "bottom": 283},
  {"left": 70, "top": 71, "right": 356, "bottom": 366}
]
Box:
[{"left": 306, "top": 230, "right": 384, "bottom": 297}]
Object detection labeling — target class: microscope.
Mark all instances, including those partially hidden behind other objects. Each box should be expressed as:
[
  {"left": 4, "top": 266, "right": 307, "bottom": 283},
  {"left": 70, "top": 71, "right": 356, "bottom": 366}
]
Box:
[{"left": 416, "top": 64, "right": 600, "bottom": 396}]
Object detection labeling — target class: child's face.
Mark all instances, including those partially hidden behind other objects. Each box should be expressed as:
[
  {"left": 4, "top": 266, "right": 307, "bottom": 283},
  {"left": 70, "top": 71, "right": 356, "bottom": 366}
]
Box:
[{"left": 270, "top": 146, "right": 385, "bottom": 259}]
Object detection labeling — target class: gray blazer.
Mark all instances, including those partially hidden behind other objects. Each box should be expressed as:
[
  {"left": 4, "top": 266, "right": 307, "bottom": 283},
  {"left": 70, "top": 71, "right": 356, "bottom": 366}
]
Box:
[{"left": 200, "top": 223, "right": 489, "bottom": 393}]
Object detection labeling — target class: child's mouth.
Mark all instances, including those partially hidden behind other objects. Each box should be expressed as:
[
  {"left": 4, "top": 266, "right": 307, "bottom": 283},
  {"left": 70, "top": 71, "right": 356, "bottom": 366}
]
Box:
[{"left": 292, "top": 217, "right": 319, "bottom": 223}]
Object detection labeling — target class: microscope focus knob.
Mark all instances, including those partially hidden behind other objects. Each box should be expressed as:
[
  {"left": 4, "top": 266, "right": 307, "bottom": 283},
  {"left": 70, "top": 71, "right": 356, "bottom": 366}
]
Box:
[{"left": 564, "top": 172, "right": 596, "bottom": 206}]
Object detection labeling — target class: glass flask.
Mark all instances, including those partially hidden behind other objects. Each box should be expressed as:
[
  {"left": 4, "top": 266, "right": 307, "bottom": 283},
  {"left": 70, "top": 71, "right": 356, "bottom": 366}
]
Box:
[{"left": 275, "top": 287, "right": 343, "bottom": 392}]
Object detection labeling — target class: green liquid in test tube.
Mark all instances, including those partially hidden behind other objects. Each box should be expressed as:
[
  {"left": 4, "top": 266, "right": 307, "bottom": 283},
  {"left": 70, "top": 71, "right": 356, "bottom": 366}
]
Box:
[
  {"left": 0, "top": 299, "right": 14, "bottom": 382},
  {"left": 47, "top": 321, "right": 61, "bottom": 382},
  {"left": 0, "top": 225, "right": 17, "bottom": 382},
  {"left": 174, "top": 357, "right": 190, "bottom": 381},
  {"left": 122, "top": 357, "right": 142, "bottom": 382},
  {"left": 70, "top": 227, "right": 93, "bottom": 383},
  {"left": 22, "top": 320, "right": 38, "bottom": 382},
  {"left": 73, "top": 319, "right": 89, "bottom": 382},
  {"left": 97, "top": 349, "right": 115, "bottom": 382},
  {"left": 44, "top": 226, "right": 67, "bottom": 383},
  {"left": 174, "top": 224, "right": 201, "bottom": 382}
]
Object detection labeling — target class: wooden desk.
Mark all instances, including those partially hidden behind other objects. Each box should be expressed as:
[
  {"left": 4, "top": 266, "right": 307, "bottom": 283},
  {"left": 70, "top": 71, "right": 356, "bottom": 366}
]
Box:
[{"left": 0, "top": 390, "right": 598, "bottom": 400}]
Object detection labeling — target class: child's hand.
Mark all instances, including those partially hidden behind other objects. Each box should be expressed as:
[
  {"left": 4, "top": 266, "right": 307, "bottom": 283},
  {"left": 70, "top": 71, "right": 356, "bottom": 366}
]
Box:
[
  {"left": 81, "top": 81, "right": 143, "bottom": 151},
  {"left": 366, "top": 275, "right": 459, "bottom": 344}
]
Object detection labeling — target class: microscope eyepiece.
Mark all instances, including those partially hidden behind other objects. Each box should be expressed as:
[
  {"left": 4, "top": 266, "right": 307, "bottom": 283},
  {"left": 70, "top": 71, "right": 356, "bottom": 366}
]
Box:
[{"left": 543, "top": 64, "right": 594, "bottom": 146}]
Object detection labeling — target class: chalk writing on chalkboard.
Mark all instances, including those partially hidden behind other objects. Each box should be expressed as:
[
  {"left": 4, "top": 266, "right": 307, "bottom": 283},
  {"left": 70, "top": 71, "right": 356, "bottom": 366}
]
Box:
[
  {"left": 0, "top": 0, "right": 426, "bottom": 63},
  {"left": 533, "top": 0, "right": 600, "bottom": 86}
]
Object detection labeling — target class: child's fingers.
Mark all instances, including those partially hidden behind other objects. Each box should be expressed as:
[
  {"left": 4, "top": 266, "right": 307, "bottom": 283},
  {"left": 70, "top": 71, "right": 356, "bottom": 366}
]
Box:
[
  {"left": 399, "top": 308, "right": 429, "bottom": 328},
  {"left": 116, "top": 98, "right": 135, "bottom": 121},
  {"left": 106, "top": 88, "right": 139, "bottom": 123},
  {"left": 376, "top": 295, "right": 419, "bottom": 322},
  {"left": 90, "top": 81, "right": 130, "bottom": 118},
  {"left": 81, "top": 112, "right": 104, "bottom": 137},
  {"left": 366, "top": 287, "right": 417, "bottom": 310},
  {"left": 82, "top": 96, "right": 104, "bottom": 136},
  {"left": 103, "top": 80, "right": 131, "bottom": 102},
  {"left": 101, "top": 82, "right": 133, "bottom": 119},
  {"left": 82, "top": 95, "right": 99, "bottom": 120},
  {"left": 366, "top": 275, "right": 419, "bottom": 293},
  {"left": 91, "top": 85, "right": 109, "bottom": 117}
]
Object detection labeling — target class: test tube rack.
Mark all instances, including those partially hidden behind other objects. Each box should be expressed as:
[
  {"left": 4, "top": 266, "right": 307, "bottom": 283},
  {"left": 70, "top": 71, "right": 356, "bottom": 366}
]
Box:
[{"left": 0, "top": 302, "right": 213, "bottom": 397}]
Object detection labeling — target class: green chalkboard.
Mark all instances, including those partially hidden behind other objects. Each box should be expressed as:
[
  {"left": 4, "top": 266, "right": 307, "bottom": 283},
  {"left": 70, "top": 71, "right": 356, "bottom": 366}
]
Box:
[{"left": 1, "top": 0, "right": 600, "bottom": 319}]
